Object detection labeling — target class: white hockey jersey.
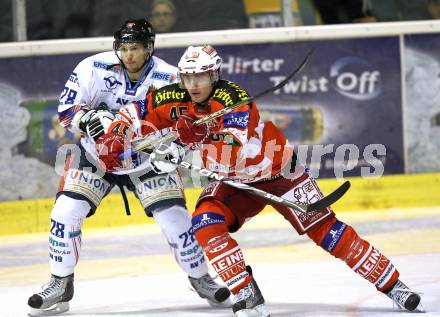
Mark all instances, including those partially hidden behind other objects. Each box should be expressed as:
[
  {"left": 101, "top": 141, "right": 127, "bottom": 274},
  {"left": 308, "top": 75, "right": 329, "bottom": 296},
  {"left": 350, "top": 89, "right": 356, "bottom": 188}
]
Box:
[{"left": 58, "top": 51, "right": 177, "bottom": 174}]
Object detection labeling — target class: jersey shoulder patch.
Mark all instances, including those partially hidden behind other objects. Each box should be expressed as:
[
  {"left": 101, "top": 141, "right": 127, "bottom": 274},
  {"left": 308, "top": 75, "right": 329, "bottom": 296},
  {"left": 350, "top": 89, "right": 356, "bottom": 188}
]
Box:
[
  {"left": 151, "top": 83, "right": 190, "bottom": 108},
  {"left": 150, "top": 71, "right": 176, "bottom": 83},
  {"left": 212, "top": 80, "right": 250, "bottom": 108},
  {"left": 91, "top": 60, "right": 121, "bottom": 74}
]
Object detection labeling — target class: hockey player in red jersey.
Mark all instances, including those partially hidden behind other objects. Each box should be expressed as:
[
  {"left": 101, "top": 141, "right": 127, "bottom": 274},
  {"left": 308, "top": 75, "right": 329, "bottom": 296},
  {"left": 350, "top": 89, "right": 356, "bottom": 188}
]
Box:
[{"left": 97, "top": 45, "right": 423, "bottom": 316}]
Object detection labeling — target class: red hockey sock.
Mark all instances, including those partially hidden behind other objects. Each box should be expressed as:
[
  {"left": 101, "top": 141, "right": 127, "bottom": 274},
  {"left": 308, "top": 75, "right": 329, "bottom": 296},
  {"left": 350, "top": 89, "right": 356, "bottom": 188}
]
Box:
[
  {"left": 197, "top": 231, "right": 252, "bottom": 294},
  {"left": 308, "top": 217, "right": 399, "bottom": 292},
  {"left": 192, "top": 201, "right": 253, "bottom": 294}
]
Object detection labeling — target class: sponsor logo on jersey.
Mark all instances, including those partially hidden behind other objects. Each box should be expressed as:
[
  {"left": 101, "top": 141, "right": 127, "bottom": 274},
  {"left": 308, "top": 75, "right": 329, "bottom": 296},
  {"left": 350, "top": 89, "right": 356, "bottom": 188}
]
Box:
[
  {"left": 211, "top": 132, "right": 240, "bottom": 146},
  {"left": 191, "top": 212, "right": 225, "bottom": 232},
  {"left": 207, "top": 234, "right": 230, "bottom": 254},
  {"left": 355, "top": 247, "right": 391, "bottom": 285},
  {"left": 212, "top": 81, "right": 250, "bottom": 107},
  {"left": 154, "top": 89, "right": 187, "bottom": 106},
  {"left": 227, "top": 81, "right": 250, "bottom": 101},
  {"left": 151, "top": 71, "right": 175, "bottom": 82},
  {"left": 198, "top": 181, "right": 220, "bottom": 201},
  {"left": 213, "top": 88, "right": 234, "bottom": 106},
  {"left": 213, "top": 248, "right": 245, "bottom": 272},
  {"left": 116, "top": 98, "right": 130, "bottom": 105},
  {"left": 65, "top": 170, "right": 109, "bottom": 202},
  {"left": 321, "top": 220, "right": 347, "bottom": 252},
  {"left": 93, "top": 60, "right": 119, "bottom": 73},
  {"left": 223, "top": 111, "right": 250, "bottom": 129},
  {"left": 49, "top": 246, "right": 71, "bottom": 255},
  {"left": 136, "top": 174, "right": 178, "bottom": 194},
  {"left": 69, "top": 72, "right": 78, "bottom": 84},
  {"left": 208, "top": 162, "right": 235, "bottom": 174},
  {"left": 49, "top": 237, "right": 69, "bottom": 248},
  {"left": 104, "top": 76, "right": 122, "bottom": 90}
]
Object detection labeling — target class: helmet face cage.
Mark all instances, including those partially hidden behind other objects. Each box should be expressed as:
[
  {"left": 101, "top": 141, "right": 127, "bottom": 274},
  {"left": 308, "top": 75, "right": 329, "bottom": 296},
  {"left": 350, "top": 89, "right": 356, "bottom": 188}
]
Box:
[
  {"left": 177, "top": 45, "right": 222, "bottom": 89},
  {"left": 113, "top": 19, "right": 155, "bottom": 62}
]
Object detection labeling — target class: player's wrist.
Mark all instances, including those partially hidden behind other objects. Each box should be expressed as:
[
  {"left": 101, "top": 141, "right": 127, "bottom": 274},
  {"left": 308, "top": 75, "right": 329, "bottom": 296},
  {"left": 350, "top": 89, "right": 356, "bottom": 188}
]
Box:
[{"left": 70, "top": 109, "right": 88, "bottom": 134}]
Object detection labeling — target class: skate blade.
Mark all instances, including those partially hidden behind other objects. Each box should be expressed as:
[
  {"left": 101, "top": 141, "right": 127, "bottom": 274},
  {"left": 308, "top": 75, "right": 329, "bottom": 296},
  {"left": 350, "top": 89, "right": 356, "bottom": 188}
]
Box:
[
  {"left": 207, "top": 297, "right": 233, "bottom": 308},
  {"left": 255, "top": 303, "right": 271, "bottom": 317},
  {"left": 28, "top": 302, "right": 69, "bottom": 316},
  {"left": 413, "top": 303, "right": 426, "bottom": 313},
  {"left": 234, "top": 304, "right": 270, "bottom": 317}
]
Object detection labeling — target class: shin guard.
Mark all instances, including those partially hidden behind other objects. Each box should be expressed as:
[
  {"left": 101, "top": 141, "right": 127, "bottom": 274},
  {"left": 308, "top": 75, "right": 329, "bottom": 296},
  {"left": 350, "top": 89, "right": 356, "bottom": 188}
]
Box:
[
  {"left": 310, "top": 218, "right": 399, "bottom": 292},
  {"left": 198, "top": 232, "right": 252, "bottom": 294}
]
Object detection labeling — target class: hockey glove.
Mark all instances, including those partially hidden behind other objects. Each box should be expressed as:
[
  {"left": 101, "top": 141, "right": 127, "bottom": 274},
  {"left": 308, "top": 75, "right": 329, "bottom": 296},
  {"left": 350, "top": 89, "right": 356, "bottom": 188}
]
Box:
[
  {"left": 149, "top": 142, "right": 186, "bottom": 174},
  {"left": 174, "top": 113, "right": 210, "bottom": 145},
  {"left": 96, "top": 132, "right": 128, "bottom": 172},
  {"left": 77, "top": 109, "right": 115, "bottom": 141}
]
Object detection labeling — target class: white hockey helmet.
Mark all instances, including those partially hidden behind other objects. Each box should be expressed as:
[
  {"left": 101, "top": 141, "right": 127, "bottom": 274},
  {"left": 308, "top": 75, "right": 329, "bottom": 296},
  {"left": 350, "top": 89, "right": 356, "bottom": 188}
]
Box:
[{"left": 178, "top": 45, "right": 222, "bottom": 88}]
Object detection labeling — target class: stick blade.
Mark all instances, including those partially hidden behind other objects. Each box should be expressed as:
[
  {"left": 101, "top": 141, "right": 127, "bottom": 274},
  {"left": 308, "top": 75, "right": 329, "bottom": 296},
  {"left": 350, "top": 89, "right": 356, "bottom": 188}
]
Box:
[{"left": 306, "top": 181, "right": 351, "bottom": 212}]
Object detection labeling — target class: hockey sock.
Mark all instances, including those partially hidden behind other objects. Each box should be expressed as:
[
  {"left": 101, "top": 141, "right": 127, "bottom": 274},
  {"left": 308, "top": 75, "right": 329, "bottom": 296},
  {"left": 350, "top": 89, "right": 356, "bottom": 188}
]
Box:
[
  {"left": 308, "top": 217, "right": 399, "bottom": 292},
  {"left": 49, "top": 195, "right": 89, "bottom": 277},
  {"left": 194, "top": 228, "right": 252, "bottom": 294}
]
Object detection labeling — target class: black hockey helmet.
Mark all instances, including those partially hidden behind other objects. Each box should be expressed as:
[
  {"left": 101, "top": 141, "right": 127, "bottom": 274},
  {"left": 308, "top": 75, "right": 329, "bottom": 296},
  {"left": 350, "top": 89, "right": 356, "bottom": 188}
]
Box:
[{"left": 113, "top": 18, "right": 155, "bottom": 51}]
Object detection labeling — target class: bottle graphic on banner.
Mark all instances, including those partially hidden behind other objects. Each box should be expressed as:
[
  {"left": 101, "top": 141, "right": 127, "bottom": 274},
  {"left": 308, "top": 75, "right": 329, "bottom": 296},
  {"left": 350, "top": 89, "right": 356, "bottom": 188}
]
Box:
[
  {"left": 259, "top": 104, "right": 324, "bottom": 144},
  {"left": 18, "top": 99, "right": 80, "bottom": 165}
]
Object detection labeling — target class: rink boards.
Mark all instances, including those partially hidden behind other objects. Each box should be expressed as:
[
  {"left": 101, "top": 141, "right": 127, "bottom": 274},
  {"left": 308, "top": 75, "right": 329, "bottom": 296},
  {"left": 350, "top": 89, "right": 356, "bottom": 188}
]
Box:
[{"left": 1, "top": 173, "right": 440, "bottom": 236}]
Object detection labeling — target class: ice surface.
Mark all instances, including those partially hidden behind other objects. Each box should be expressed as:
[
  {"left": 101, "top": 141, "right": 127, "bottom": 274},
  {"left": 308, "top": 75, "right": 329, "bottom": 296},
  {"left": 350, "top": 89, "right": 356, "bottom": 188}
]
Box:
[{"left": 1, "top": 208, "right": 439, "bottom": 316}]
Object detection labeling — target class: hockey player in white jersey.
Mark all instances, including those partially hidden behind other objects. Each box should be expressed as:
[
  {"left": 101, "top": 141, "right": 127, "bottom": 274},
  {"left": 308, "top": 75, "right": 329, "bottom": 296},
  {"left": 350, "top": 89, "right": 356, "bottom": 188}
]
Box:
[{"left": 27, "top": 19, "right": 230, "bottom": 316}]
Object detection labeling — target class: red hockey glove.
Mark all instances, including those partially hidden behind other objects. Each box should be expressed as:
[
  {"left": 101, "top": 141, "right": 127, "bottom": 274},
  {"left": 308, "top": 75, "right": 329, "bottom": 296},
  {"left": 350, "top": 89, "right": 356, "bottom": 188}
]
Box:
[
  {"left": 95, "top": 132, "right": 127, "bottom": 172},
  {"left": 174, "top": 113, "right": 210, "bottom": 145}
]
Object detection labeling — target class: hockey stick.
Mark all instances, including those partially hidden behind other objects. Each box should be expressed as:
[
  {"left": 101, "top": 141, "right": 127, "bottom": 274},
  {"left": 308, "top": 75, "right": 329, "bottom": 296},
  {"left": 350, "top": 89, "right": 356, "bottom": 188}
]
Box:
[
  {"left": 171, "top": 158, "right": 350, "bottom": 214},
  {"left": 131, "top": 48, "right": 315, "bottom": 152}
]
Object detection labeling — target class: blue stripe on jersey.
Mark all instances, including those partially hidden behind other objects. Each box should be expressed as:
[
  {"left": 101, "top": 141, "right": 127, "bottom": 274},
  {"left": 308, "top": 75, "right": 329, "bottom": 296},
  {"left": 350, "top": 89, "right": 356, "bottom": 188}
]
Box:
[
  {"left": 135, "top": 99, "right": 149, "bottom": 118},
  {"left": 191, "top": 212, "right": 225, "bottom": 233},
  {"left": 124, "top": 58, "right": 155, "bottom": 96},
  {"left": 59, "top": 105, "right": 80, "bottom": 127},
  {"left": 321, "top": 220, "right": 347, "bottom": 252}
]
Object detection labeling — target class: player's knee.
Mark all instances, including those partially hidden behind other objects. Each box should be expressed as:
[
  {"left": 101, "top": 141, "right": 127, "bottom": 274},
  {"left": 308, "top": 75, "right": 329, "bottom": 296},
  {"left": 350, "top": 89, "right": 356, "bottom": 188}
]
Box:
[
  {"left": 51, "top": 194, "right": 92, "bottom": 224},
  {"left": 152, "top": 204, "right": 194, "bottom": 245},
  {"left": 152, "top": 204, "right": 191, "bottom": 227},
  {"left": 309, "top": 217, "right": 360, "bottom": 259},
  {"left": 191, "top": 211, "right": 228, "bottom": 247}
]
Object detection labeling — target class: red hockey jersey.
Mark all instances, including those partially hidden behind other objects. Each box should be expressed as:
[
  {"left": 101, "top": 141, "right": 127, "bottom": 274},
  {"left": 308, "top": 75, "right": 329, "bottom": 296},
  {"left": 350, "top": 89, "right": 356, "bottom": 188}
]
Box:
[{"left": 110, "top": 80, "right": 293, "bottom": 182}]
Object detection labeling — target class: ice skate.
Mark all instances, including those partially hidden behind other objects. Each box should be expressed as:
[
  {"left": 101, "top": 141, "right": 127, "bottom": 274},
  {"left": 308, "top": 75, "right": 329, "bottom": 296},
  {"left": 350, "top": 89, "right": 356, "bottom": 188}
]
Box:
[
  {"left": 385, "top": 279, "right": 424, "bottom": 312},
  {"left": 189, "top": 273, "right": 232, "bottom": 307},
  {"left": 28, "top": 274, "right": 74, "bottom": 316},
  {"left": 232, "top": 278, "right": 270, "bottom": 317}
]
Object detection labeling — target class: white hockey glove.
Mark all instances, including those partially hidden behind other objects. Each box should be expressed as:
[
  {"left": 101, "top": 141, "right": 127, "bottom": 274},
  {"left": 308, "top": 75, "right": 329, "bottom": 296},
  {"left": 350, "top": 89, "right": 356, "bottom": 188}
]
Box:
[
  {"left": 149, "top": 142, "right": 186, "bottom": 174},
  {"left": 73, "top": 109, "right": 115, "bottom": 141}
]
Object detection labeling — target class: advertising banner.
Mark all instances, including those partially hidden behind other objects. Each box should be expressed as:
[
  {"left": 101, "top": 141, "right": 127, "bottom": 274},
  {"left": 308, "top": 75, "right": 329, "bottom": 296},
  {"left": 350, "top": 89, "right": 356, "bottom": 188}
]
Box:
[
  {"left": 403, "top": 33, "right": 440, "bottom": 173},
  {"left": 159, "top": 37, "right": 404, "bottom": 179},
  {"left": 0, "top": 37, "right": 404, "bottom": 200}
]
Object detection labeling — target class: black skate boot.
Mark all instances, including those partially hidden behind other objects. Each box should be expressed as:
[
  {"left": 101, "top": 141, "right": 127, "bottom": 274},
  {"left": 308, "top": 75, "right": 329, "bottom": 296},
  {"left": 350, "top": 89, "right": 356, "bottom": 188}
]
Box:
[
  {"left": 385, "top": 279, "right": 423, "bottom": 312},
  {"left": 189, "top": 273, "right": 232, "bottom": 307},
  {"left": 28, "top": 274, "right": 74, "bottom": 316},
  {"left": 232, "top": 266, "right": 270, "bottom": 317}
]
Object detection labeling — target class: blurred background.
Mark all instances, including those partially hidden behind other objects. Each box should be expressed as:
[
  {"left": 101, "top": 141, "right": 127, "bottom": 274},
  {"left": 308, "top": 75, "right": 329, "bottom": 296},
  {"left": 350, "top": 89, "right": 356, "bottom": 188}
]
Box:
[
  {"left": 0, "top": 0, "right": 439, "bottom": 234},
  {"left": 2, "top": 0, "right": 440, "bottom": 42}
]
